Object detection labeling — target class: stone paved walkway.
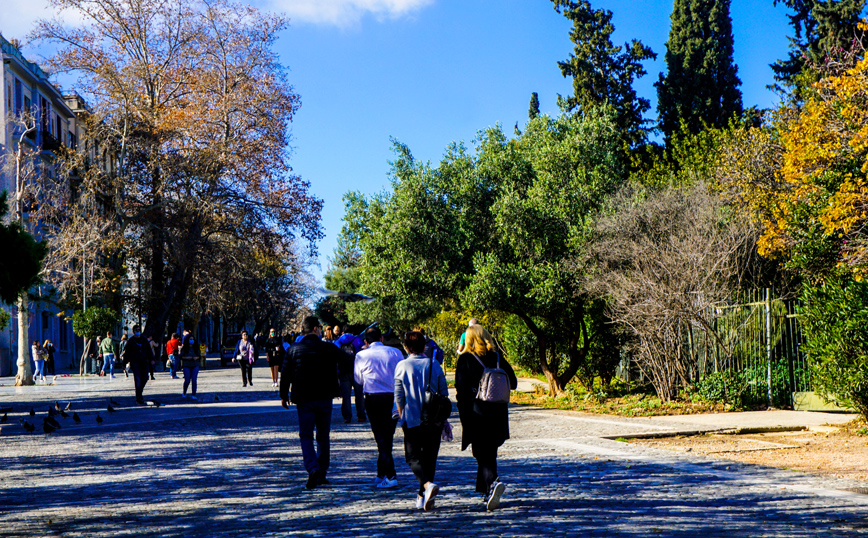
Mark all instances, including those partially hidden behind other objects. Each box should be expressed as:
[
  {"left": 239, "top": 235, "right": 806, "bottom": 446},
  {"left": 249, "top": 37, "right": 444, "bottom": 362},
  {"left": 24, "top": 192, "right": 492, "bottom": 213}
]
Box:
[{"left": 1, "top": 364, "right": 867, "bottom": 537}]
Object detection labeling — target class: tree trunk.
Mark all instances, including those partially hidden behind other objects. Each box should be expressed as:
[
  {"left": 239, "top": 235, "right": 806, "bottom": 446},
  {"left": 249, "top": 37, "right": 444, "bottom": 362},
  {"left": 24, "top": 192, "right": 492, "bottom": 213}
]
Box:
[
  {"left": 14, "top": 295, "right": 33, "bottom": 386},
  {"left": 79, "top": 337, "right": 93, "bottom": 376}
]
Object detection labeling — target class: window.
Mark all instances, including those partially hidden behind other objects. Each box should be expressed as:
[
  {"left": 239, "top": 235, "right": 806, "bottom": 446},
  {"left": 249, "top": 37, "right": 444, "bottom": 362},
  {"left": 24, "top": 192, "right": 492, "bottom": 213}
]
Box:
[
  {"left": 5, "top": 83, "right": 10, "bottom": 114},
  {"left": 24, "top": 96, "right": 30, "bottom": 116},
  {"left": 14, "top": 79, "right": 21, "bottom": 113},
  {"left": 59, "top": 319, "right": 68, "bottom": 351},
  {"left": 56, "top": 116, "right": 62, "bottom": 143},
  {"left": 42, "top": 311, "right": 50, "bottom": 331}
]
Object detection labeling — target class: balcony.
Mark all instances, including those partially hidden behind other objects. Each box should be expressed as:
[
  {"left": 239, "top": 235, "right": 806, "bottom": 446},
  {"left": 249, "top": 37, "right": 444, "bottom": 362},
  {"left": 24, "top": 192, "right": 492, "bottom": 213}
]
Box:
[{"left": 42, "top": 131, "right": 61, "bottom": 153}]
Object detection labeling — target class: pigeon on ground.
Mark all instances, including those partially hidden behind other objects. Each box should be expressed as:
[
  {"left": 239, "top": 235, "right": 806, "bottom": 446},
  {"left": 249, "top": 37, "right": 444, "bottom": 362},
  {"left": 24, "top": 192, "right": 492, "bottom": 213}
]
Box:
[
  {"left": 21, "top": 420, "right": 35, "bottom": 433},
  {"left": 47, "top": 406, "right": 56, "bottom": 417},
  {"left": 45, "top": 415, "right": 61, "bottom": 429},
  {"left": 72, "top": 412, "right": 81, "bottom": 424},
  {"left": 96, "top": 413, "right": 103, "bottom": 425},
  {"left": 1, "top": 413, "right": 7, "bottom": 423},
  {"left": 110, "top": 398, "right": 120, "bottom": 406},
  {"left": 214, "top": 395, "right": 219, "bottom": 402},
  {"left": 55, "top": 401, "right": 62, "bottom": 412},
  {"left": 42, "top": 420, "right": 56, "bottom": 434},
  {"left": 107, "top": 404, "right": 116, "bottom": 413},
  {"left": 59, "top": 409, "right": 69, "bottom": 419},
  {"left": 29, "top": 408, "right": 35, "bottom": 417},
  {"left": 64, "top": 402, "right": 72, "bottom": 411}
]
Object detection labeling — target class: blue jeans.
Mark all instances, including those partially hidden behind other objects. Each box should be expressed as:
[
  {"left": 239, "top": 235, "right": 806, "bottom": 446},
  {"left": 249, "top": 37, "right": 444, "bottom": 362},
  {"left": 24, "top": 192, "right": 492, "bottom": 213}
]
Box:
[
  {"left": 296, "top": 400, "right": 333, "bottom": 476},
  {"left": 101, "top": 353, "right": 115, "bottom": 376},
  {"left": 183, "top": 365, "right": 199, "bottom": 395},
  {"left": 169, "top": 354, "right": 178, "bottom": 377},
  {"left": 33, "top": 359, "right": 45, "bottom": 381}
]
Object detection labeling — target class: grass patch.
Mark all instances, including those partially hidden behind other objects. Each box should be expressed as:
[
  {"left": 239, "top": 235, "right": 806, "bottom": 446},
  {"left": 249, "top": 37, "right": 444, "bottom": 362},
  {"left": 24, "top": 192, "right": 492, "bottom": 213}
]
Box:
[{"left": 510, "top": 390, "right": 728, "bottom": 417}]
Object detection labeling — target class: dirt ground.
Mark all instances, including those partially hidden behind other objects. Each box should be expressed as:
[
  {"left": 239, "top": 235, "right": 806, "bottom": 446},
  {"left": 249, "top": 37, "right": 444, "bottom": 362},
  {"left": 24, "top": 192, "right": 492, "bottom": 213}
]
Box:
[{"left": 629, "top": 421, "right": 868, "bottom": 482}]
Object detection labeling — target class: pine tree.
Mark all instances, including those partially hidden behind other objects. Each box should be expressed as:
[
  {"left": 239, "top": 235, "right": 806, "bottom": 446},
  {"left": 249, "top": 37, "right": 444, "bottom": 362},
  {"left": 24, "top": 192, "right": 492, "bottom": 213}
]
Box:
[
  {"left": 656, "top": 0, "right": 743, "bottom": 145},
  {"left": 552, "top": 0, "right": 656, "bottom": 148},
  {"left": 771, "top": 0, "right": 866, "bottom": 99},
  {"left": 529, "top": 92, "right": 540, "bottom": 120}
]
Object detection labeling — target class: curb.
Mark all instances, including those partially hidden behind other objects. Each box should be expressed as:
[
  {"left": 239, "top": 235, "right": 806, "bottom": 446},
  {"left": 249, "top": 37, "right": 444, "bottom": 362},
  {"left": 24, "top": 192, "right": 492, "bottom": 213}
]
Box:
[{"left": 602, "top": 425, "right": 808, "bottom": 440}]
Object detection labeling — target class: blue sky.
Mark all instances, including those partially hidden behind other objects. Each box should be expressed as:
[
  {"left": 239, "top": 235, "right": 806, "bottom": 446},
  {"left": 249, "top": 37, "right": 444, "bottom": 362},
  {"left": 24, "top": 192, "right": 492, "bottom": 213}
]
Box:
[{"left": 2, "top": 0, "right": 794, "bottom": 288}]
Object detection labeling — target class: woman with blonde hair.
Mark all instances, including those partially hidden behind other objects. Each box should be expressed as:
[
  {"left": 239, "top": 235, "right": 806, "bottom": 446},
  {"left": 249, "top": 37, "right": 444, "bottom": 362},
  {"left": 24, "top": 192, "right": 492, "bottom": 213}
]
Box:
[{"left": 455, "top": 324, "right": 517, "bottom": 511}]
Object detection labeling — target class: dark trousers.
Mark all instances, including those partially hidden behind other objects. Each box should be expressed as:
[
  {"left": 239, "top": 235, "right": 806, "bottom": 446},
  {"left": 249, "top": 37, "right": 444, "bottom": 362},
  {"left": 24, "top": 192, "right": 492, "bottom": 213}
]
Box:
[
  {"left": 239, "top": 360, "right": 253, "bottom": 385},
  {"left": 364, "top": 393, "right": 397, "bottom": 478},
  {"left": 403, "top": 423, "right": 443, "bottom": 495},
  {"left": 472, "top": 441, "right": 499, "bottom": 494},
  {"left": 46, "top": 359, "right": 55, "bottom": 375},
  {"left": 296, "top": 399, "right": 333, "bottom": 476},
  {"left": 339, "top": 375, "right": 366, "bottom": 420},
  {"left": 131, "top": 362, "right": 149, "bottom": 403}
]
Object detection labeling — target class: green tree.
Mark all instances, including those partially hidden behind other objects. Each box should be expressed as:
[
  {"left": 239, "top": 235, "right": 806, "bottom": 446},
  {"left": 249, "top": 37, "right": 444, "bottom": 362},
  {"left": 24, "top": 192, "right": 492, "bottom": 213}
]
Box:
[
  {"left": 552, "top": 0, "right": 657, "bottom": 148},
  {"left": 771, "top": 0, "right": 867, "bottom": 99},
  {"left": 528, "top": 92, "right": 540, "bottom": 120},
  {"left": 0, "top": 191, "right": 46, "bottom": 305},
  {"left": 656, "top": 0, "right": 743, "bottom": 144},
  {"left": 72, "top": 306, "right": 120, "bottom": 375}
]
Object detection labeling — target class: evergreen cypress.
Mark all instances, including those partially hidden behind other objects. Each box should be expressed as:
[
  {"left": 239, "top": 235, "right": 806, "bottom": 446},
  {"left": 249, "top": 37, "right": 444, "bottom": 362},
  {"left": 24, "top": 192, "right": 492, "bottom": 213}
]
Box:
[
  {"left": 552, "top": 0, "right": 656, "bottom": 148},
  {"left": 0, "top": 192, "right": 46, "bottom": 305},
  {"left": 656, "top": 0, "right": 743, "bottom": 145},
  {"left": 771, "top": 0, "right": 866, "bottom": 99},
  {"left": 529, "top": 92, "right": 540, "bottom": 120}
]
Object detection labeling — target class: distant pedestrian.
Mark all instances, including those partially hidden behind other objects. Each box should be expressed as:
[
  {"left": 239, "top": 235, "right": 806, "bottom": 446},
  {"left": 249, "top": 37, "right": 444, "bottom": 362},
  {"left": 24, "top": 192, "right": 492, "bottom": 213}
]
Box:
[
  {"left": 121, "top": 324, "right": 155, "bottom": 405},
  {"left": 233, "top": 330, "right": 255, "bottom": 387},
  {"left": 336, "top": 326, "right": 366, "bottom": 423},
  {"left": 95, "top": 335, "right": 103, "bottom": 374},
  {"left": 280, "top": 316, "right": 344, "bottom": 489},
  {"left": 31, "top": 341, "right": 46, "bottom": 383},
  {"left": 119, "top": 333, "right": 129, "bottom": 377},
  {"left": 99, "top": 331, "right": 118, "bottom": 378},
  {"left": 42, "top": 339, "right": 55, "bottom": 375},
  {"left": 179, "top": 329, "right": 200, "bottom": 399},
  {"left": 455, "top": 318, "right": 479, "bottom": 355},
  {"left": 265, "top": 328, "right": 284, "bottom": 388},
  {"left": 322, "top": 326, "right": 336, "bottom": 343},
  {"left": 166, "top": 333, "right": 180, "bottom": 379},
  {"left": 455, "top": 324, "right": 517, "bottom": 511},
  {"left": 354, "top": 326, "right": 404, "bottom": 488},
  {"left": 394, "top": 330, "right": 449, "bottom": 511},
  {"left": 147, "top": 335, "right": 160, "bottom": 380}
]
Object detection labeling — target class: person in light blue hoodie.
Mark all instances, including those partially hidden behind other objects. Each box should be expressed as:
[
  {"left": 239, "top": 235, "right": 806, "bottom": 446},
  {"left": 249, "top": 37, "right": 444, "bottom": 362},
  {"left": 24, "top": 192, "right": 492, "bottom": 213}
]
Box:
[{"left": 394, "top": 330, "right": 449, "bottom": 512}]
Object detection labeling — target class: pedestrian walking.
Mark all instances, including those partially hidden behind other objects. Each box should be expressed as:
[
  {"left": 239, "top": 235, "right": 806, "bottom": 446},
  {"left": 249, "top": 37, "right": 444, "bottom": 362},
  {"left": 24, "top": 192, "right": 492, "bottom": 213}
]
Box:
[
  {"left": 354, "top": 326, "right": 404, "bottom": 488},
  {"left": 394, "top": 330, "right": 450, "bottom": 511},
  {"left": 99, "top": 331, "right": 118, "bottom": 378},
  {"left": 119, "top": 334, "right": 129, "bottom": 377},
  {"left": 31, "top": 341, "right": 47, "bottom": 383},
  {"left": 95, "top": 335, "right": 103, "bottom": 374},
  {"left": 233, "top": 330, "right": 255, "bottom": 387},
  {"left": 147, "top": 335, "right": 160, "bottom": 380},
  {"left": 166, "top": 333, "right": 180, "bottom": 379},
  {"left": 42, "top": 339, "right": 55, "bottom": 375},
  {"left": 179, "top": 329, "right": 200, "bottom": 399},
  {"left": 335, "top": 326, "right": 366, "bottom": 423},
  {"left": 280, "top": 316, "right": 344, "bottom": 489},
  {"left": 455, "top": 324, "right": 517, "bottom": 511},
  {"left": 121, "top": 325, "right": 155, "bottom": 405},
  {"left": 265, "top": 328, "right": 284, "bottom": 388},
  {"left": 455, "top": 318, "right": 479, "bottom": 355}
]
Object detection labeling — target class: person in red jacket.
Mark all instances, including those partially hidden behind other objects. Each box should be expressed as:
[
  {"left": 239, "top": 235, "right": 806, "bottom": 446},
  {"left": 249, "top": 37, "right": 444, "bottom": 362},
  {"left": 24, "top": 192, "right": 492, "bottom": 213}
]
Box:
[{"left": 166, "top": 333, "right": 181, "bottom": 379}]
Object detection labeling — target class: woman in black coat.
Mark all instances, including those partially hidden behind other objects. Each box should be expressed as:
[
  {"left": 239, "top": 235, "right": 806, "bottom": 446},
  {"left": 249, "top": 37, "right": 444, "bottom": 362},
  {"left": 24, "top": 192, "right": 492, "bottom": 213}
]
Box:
[{"left": 455, "top": 324, "right": 517, "bottom": 511}]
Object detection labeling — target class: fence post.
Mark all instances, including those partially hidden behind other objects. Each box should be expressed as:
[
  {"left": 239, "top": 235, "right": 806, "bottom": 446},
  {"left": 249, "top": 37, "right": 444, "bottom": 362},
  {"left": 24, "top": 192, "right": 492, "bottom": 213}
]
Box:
[{"left": 766, "top": 288, "right": 773, "bottom": 408}]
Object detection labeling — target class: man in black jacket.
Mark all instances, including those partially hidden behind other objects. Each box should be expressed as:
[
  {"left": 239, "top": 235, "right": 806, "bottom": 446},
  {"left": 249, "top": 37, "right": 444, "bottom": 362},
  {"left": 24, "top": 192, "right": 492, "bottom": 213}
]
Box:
[
  {"left": 121, "top": 325, "right": 155, "bottom": 405},
  {"left": 280, "top": 315, "right": 344, "bottom": 489}
]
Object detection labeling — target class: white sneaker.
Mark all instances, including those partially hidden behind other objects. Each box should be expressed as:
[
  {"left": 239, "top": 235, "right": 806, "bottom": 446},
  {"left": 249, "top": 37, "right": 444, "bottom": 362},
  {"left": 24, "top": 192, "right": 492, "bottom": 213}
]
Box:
[
  {"left": 375, "top": 477, "right": 388, "bottom": 488},
  {"left": 486, "top": 481, "right": 506, "bottom": 511},
  {"left": 415, "top": 495, "right": 424, "bottom": 510},
  {"left": 381, "top": 477, "right": 398, "bottom": 489},
  {"left": 423, "top": 482, "right": 439, "bottom": 511}
]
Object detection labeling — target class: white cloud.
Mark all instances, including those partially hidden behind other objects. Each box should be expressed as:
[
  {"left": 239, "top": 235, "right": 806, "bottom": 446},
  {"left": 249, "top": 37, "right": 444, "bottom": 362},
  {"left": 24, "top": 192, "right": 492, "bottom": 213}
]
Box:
[
  {"left": 260, "top": 0, "right": 433, "bottom": 27},
  {"left": 0, "top": 0, "right": 87, "bottom": 42}
]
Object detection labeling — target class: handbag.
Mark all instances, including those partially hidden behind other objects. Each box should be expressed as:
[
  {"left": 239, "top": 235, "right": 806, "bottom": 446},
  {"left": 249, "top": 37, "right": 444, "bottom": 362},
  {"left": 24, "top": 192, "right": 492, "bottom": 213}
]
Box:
[{"left": 420, "top": 357, "right": 452, "bottom": 426}]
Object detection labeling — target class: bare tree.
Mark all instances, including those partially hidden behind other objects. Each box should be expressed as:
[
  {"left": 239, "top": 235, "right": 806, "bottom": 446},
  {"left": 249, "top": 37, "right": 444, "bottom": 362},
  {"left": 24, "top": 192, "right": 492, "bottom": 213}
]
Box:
[{"left": 590, "top": 182, "right": 761, "bottom": 401}]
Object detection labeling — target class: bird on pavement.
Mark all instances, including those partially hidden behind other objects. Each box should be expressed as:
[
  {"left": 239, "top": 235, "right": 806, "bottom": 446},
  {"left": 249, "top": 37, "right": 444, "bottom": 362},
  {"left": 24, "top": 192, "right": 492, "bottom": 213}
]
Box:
[
  {"left": 42, "top": 420, "right": 56, "bottom": 434},
  {"left": 214, "top": 395, "right": 219, "bottom": 402},
  {"left": 45, "top": 415, "right": 61, "bottom": 429},
  {"left": 109, "top": 398, "right": 120, "bottom": 406},
  {"left": 21, "top": 420, "right": 35, "bottom": 433},
  {"left": 96, "top": 413, "right": 103, "bottom": 425},
  {"left": 47, "top": 406, "right": 57, "bottom": 417},
  {"left": 64, "top": 402, "right": 72, "bottom": 411},
  {"left": 1, "top": 413, "right": 7, "bottom": 424},
  {"left": 107, "top": 404, "right": 116, "bottom": 413},
  {"left": 59, "top": 409, "right": 69, "bottom": 419},
  {"left": 29, "top": 408, "right": 35, "bottom": 417},
  {"left": 72, "top": 412, "right": 81, "bottom": 424},
  {"left": 55, "top": 401, "right": 62, "bottom": 412}
]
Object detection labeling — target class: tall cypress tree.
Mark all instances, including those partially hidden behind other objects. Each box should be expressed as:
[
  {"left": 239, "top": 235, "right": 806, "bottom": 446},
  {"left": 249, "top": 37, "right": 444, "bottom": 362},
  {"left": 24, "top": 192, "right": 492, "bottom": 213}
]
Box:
[
  {"left": 771, "top": 0, "right": 866, "bottom": 99},
  {"left": 529, "top": 92, "right": 540, "bottom": 120},
  {"left": 552, "top": 0, "right": 656, "bottom": 148},
  {"left": 656, "top": 0, "right": 743, "bottom": 144}
]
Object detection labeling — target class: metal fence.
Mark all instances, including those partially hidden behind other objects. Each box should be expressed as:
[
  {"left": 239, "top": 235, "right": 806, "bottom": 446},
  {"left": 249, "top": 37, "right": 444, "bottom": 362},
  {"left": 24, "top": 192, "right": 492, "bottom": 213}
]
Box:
[{"left": 688, "top": 288, "right": 810, "bottom": 408}]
